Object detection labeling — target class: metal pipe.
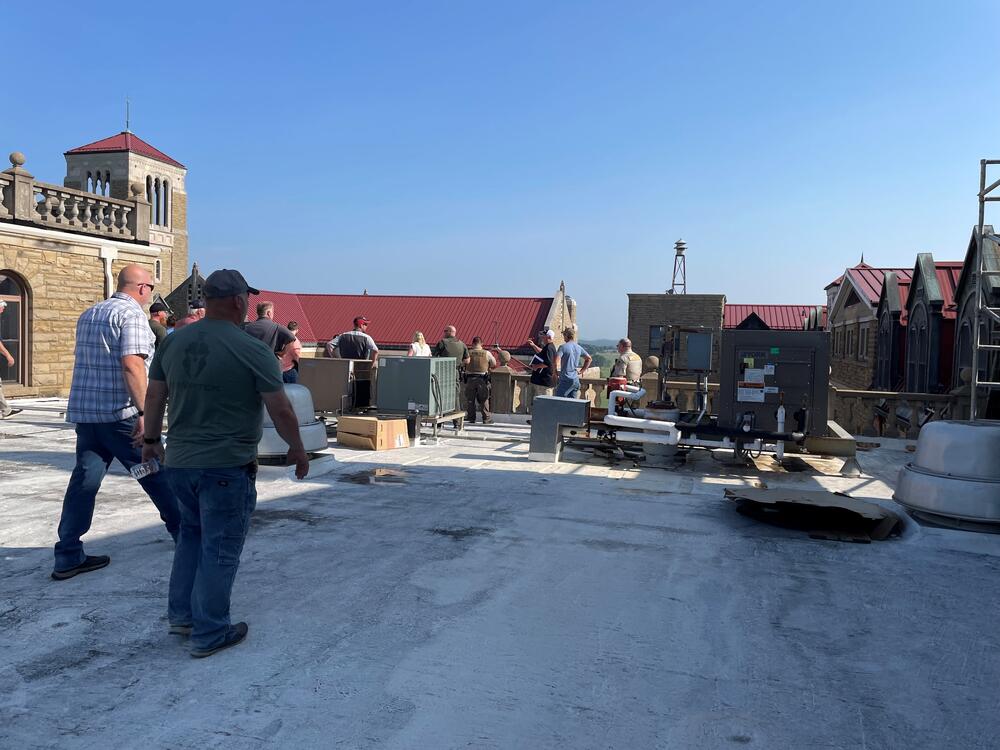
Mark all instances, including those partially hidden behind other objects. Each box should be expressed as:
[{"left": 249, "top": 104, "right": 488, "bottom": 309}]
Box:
[
  {"left": 604, "top": 414, "right": 680, "bottom": 444},
  {"left": 610, "top": 430, "right": 679, "bottom": 446},
  {"left": 608, "top": 387, "right": 646, "bottom": 417},
  {"left": 776, "top": 404, "right": 785, "bottom": 461}
]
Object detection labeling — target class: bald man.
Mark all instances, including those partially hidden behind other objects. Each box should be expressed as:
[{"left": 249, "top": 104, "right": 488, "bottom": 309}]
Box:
[{"left": 53, "top": 264, "right": 180, "bottom": 580}]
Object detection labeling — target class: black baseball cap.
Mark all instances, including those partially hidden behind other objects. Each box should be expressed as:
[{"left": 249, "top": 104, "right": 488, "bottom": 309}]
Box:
[
  {"left": 150, "top": 302, "right": 169, "bottom": 314},
  {"left": 203, "top": 269, "right": 259, "bottom": 299}
]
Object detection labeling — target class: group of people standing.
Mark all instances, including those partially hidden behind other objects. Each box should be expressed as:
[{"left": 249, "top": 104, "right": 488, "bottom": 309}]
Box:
[{"left": 40, "top": 268, "right": 645, "bottom": 660}]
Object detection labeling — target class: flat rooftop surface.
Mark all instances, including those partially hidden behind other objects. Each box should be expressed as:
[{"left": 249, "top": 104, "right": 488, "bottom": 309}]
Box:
[{"left": 2, "top": 400, "right": 999, "bottom": 749}]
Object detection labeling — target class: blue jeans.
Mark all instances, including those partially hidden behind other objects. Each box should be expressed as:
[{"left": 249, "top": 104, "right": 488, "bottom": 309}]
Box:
[
  {"left": 167, "top": 465, "right": 257, "bottom": 651},
  {"left": 555, "top": 377, "right": 580, "bottom": 399},
  {"left": 54, "top": 419, "right": 180, "bottom": 571},
  {"left": 282, "top": 368, "right": 298, "bottom": 384}
]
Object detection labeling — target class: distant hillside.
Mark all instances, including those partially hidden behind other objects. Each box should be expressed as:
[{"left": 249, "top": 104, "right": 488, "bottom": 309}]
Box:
[
  {"left": 581, "top": 338, "right": 618, "bottom": 349},
  {"left": 581, "top": 339, "right": 619, "bottom": 377}
]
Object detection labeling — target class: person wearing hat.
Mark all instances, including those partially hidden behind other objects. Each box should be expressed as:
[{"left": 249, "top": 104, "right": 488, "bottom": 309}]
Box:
[
  {"left": 326, "top": 316, "right": 379, "bottom": 364},
  {"left": 142, "top": 268, "right": 309, "bottom": 658},
  {"left": 173, "top": 299, "right": 205, "bottom": 330},
  {"left": 0, "top": 300, "right": 22, "bottom": 420},
  {"left": 149, "top": 301, "right": 170, "bottom": 347},
  {"left": 53, "top": 264, "right": 180, "bottom": 581},
  {"left": 524, "top": 329, "right": 558, "bottom": 413}
]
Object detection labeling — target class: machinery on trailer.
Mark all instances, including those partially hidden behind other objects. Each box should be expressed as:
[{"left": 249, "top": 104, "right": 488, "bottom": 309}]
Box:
[{"left": 528, "top": 325, "right": 833, "bottom": 466}]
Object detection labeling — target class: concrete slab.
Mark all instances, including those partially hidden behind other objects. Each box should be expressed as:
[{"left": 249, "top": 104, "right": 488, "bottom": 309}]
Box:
[{"left": 1, "top": 400, "right": 999, "bottom": 749}]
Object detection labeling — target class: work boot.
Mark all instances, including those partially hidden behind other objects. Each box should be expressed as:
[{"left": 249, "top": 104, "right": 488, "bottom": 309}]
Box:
[
  {"left": 191, "top": 622, "right": 248, "bottom": 658},
  {"left": 51, "top": 555, "right": 110, "bottom": 581}
]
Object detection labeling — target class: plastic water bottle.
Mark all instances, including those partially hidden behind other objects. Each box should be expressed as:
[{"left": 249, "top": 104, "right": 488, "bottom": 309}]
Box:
[{"left": 130, "top": 458, "right": 160, "bottom": 480}]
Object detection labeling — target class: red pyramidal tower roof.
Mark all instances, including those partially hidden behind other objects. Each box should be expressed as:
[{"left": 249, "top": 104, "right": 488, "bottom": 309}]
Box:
[{"left": 65, "top": 131, "right": 185, "bottom": 169}]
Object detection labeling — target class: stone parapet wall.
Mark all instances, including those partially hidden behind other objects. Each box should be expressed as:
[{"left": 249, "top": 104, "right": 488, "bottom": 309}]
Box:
[{"left": 829, "top": 386, "right": 959, "bottom": 439}]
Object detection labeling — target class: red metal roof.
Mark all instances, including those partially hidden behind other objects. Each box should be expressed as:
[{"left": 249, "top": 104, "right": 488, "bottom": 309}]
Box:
[
  {"left": 246, "top": 290, "right": 317, "bottom": 342},
  {"left": 825, "top": 261, "right": 872, "bottom": 290},
  {"left": 724, "top": 304, "right": 826, "bottom": 330},
  {"left": 65, "top": 131, "right": 185, "bottom": 169},
  {"left": 934, "top": 261, "right": 963, "bottom": 320},
  {"left": 845, "top": 266, "right": 912, "bottom": 305},
  {"left": 894, "top": 275, "right": 912, "bottom": 325},
  {"left": 248, "top": 290, "right": 552, "bottom": 351}
]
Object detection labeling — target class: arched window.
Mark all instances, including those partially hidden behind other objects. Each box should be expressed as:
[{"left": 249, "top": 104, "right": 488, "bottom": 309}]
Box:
[
  {"left": 876, "top": 313, "right": 892, "bottom": 390},
  {"left": 104, "top": 170, "right": 111, "bottom": 197},
  {"left": 154, "top": 178, "right": 161, "bottom": 226},
  {"left": 907, "top": 305, "right": 929, "bottom": 392},
  {"left": 0, "top": 272, "right": 28, "bottom": 386},
  {"left": 146, "top": 176, "right": 154, "bottom": 223},
  {"left": 162, "top": 178, "right": 170, "bottom": 229}
]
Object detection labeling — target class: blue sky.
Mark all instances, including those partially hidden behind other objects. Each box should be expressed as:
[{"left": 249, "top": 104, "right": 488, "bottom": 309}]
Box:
[{"left": 4, "top": 1, "right": 999, "bottom": 338}]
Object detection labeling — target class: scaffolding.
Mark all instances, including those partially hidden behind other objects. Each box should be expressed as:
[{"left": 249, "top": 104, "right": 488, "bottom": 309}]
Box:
[{"left": 971, "top": 160, "right": 1000, "bottom": 420}]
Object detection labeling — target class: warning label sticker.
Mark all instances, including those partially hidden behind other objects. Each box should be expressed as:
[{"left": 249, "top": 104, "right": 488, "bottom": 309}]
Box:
[{"left": 738, "top": 387, "right": 765, "bottom": 403}]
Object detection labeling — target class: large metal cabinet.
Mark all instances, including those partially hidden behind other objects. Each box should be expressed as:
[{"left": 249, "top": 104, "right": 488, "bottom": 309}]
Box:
[
  {"left": 718, "top": 330, "right": 830, "bottom": 435},
  {"left": 298, "top": 358, "right": 373, "bottom": 413},
  {"left": 376, "top": 357, "right": 460, "bottom": 416}
]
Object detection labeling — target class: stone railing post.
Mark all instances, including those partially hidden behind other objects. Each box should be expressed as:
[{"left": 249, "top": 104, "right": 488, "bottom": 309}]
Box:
[
  {"left": 3, "top": 152, "right": 36, "bottom": 220},
  {"left": 128, "top": 181, "right": 150, "bottom": 242},
  {"left": 489, "top": 369, "right": 516, "bottom": 414}
]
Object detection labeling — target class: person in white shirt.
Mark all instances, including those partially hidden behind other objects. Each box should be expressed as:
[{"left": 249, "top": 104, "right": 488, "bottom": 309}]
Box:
[{"left": 408, "top": 331, "right": 431, "bottom": 357}]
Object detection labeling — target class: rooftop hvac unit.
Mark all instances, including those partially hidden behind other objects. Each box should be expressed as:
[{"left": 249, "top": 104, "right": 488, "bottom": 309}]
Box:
[
  {"left": 717, "top": 330, "right": 830, "bottom": 436},
  {"left": 298, "top": 358, "right": 373, "bottom": 413},
  {"left": 376, "top": 357, "right": 460, "bottom": 417}
]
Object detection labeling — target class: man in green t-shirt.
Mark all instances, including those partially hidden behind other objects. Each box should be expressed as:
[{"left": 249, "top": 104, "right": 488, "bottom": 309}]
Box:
[{"left": 142, "top": 269, "right": 309, "bottom": 658}]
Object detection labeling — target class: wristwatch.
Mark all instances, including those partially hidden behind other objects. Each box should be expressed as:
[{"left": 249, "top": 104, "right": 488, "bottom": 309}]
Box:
[{"left": 143, "top": 437, "right": 160, "bottom": 445}]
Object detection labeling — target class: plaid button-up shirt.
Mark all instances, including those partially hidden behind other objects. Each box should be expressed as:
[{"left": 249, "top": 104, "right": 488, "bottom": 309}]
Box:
[{"left": 66, "top": 292, "right": 155, "bottom": 424}]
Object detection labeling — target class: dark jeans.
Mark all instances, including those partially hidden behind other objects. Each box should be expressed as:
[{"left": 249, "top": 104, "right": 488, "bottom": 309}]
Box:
[
  {"left": 54, "top": 419, "right": 180, "bottom": 571},
  {"left": 282, "top": 368, "right": 298, "bottom": 384},
  {"left": 167, "top": 464, "right": 257, "bottom": 651}
]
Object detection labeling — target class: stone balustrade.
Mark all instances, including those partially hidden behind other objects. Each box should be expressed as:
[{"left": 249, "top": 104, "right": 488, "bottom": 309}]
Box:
[
  {"left": 0, "top": 152, "right": 149, "bottom": 243},
  {"left": 487, "top": 371, "right": 717, "bottom": 414},
  {"left": 829, "top": 386, "right": 970, "bottom": 439}
]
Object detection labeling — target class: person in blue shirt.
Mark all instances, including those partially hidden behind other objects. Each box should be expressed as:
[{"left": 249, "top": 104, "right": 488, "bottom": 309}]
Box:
[{"left": 554, "top": 327, "right": 592, "bottom": 399}]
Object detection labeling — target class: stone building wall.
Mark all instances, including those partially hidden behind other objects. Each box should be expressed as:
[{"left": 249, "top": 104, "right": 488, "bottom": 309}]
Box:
[
  {"left": 627, "top": 293, "right": 726, "bottom": 372},
  {"left": 830, "top": 319, "right": 877, "bottom": 389},
  {"left": 0, "top": 224, "right": 159, "bottom": 397}
]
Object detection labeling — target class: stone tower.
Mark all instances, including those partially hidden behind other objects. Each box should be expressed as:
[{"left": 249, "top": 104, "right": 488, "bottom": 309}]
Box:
[{"left": 63, "top": 131, "right": 188, "bottom": 291}]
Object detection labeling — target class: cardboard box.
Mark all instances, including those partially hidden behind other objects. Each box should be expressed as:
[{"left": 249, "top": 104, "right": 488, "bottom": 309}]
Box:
[{"left": 337, "top": 416, "right": 410, "bottom": 451}]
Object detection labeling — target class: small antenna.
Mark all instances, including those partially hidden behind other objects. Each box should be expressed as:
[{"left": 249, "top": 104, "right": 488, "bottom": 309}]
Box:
[{"left": 125, "top": 96, "right": 131, "bottom": 133}]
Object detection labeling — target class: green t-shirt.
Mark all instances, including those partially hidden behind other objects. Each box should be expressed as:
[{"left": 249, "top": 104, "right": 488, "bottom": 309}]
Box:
[
  {"left": 149, "top": 318, "right": 284, "bottom": 468},
  {"left": 433, "top": 336, "right": 468, "bottom": 365}
]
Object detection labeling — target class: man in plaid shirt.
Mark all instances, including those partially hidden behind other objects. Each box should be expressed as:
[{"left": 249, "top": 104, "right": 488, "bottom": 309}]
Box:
[{"left": 52, "top": 264, "right": 180, "bottom": 580}]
